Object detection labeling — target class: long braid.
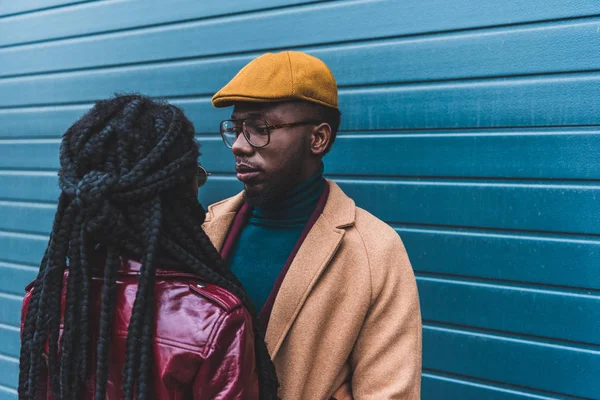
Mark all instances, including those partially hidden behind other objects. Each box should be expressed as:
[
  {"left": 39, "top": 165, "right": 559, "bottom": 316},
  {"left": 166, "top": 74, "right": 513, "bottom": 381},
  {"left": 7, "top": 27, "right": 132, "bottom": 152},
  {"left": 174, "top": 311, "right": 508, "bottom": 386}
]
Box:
[
  {"left": 158, "top": 205, "right": 279, "bottom": 397},
  {"left": 94, "top": 247, "right": 119, "bottom": 400},
  {"left": 19, "top": 94, "right": 279, "bottom": 400},
  {"left": 20, "top": 97, "right": 129, "bottom": 400},
  {"left": 158, "top": 231, "right": 279, "bottom": 397},
  {"left": 138, "top": 203, "right": 162, "bottom": 398},
  {"left": 27, "top": 201, "right": 75, "bottom": 399},
  {"left": 77, "top": 223, "right": 92, "bottom": 387},
  {"left": 183, "top": 205, "right": 279, "bottom": 394},
  {"left": 18, "top": 192, "right": 68, "bottom": 396},
  {"left": 123, "top": 198, "right": 162, "bottom": 400},
  {"left": 59, "top": 212, "right": 85, "bottom": 398}
]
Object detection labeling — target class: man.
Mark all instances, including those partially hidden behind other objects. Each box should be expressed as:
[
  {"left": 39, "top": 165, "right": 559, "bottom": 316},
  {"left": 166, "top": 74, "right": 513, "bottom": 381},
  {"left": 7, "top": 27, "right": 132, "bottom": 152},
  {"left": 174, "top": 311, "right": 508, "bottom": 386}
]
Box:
[{"left": 204, "top": 51, "right": 422, "bottom": 399}]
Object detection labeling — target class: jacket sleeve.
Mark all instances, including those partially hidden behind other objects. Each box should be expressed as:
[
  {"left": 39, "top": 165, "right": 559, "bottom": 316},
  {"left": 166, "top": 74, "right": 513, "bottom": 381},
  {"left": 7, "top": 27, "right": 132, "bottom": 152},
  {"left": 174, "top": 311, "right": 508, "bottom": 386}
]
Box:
[
  {"left": 350, "top": 229, "right": 422, "bottom": 399},
  {"left": 193, "top": 306, "right": 259, "bottom": 400}
]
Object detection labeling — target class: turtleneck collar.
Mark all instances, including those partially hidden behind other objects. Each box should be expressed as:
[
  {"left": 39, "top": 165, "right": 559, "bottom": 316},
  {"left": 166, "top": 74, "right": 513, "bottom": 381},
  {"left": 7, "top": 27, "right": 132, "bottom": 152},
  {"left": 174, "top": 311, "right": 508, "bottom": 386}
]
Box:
[{"left": 251, "top": 163, "right": 325, "bottom": 223}]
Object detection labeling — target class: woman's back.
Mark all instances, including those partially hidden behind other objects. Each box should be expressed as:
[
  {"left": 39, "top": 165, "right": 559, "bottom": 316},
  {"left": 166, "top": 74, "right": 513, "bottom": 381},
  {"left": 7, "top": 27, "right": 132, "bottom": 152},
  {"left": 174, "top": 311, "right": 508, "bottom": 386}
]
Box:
[
  {"left": 18, "top": 95, "right": 278, "bottom": 400},
  {"left": 21, "top": 258, "right": 259, "bottom": 400}
]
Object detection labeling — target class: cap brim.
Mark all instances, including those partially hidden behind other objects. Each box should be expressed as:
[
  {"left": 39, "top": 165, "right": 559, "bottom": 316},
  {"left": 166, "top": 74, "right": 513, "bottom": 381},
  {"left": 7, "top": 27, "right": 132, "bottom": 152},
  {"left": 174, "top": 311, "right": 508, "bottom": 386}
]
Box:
[
  {"left": 212, "top": 94, "right": 338, "bottom": 109},
  {"left": 211, "top": 94, "right": 297, "bottom": 108}
]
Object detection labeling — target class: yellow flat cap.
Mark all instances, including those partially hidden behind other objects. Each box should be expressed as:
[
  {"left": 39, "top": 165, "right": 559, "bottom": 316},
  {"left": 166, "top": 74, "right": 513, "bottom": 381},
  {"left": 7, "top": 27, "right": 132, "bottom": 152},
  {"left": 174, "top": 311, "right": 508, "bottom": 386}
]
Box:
[{"left": 212, "top": 51, "right": 338, "bottom": 109}]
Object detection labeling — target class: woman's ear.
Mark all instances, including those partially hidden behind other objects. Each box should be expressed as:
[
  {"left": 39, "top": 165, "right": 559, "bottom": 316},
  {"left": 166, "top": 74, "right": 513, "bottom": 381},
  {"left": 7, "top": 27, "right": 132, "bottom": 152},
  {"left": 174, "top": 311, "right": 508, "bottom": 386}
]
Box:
[{"left": 310, "top": 123, "right": 332, "bottom": 156}]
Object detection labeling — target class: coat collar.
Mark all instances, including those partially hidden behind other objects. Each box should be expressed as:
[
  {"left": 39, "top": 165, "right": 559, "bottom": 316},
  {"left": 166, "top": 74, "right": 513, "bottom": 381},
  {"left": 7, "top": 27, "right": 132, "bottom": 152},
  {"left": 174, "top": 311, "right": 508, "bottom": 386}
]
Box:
[
  {"left": 203, "top": 192, "right": 245, "bottom": 252},
  {"left": 204, "top": 180, "right": 355, "bottom": 231},
  {"left": 319, "top": 180, "right": 356, "bottom": 229},
  {"left": 203, "top": 180, "right": 356, "bottom": 357}
]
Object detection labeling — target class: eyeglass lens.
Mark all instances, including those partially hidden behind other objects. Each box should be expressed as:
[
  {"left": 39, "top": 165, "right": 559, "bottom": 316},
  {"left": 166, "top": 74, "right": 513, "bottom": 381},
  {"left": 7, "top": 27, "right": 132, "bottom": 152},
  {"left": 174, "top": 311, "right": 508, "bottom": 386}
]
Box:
[{"left": 220, "top": 119, "right": 269, "bottom": 148}]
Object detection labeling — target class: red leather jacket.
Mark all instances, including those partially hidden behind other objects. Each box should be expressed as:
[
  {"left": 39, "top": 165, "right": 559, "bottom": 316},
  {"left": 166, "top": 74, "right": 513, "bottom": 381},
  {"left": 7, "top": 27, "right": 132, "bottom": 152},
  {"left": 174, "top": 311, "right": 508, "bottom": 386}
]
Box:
[{"left": 21, "top": 259, "right": 259, "bottom": 400}]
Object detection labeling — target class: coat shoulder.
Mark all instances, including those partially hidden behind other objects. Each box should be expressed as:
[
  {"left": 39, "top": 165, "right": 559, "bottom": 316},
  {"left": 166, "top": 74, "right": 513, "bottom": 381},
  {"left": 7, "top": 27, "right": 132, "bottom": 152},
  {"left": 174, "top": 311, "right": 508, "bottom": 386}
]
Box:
[
  {"left": 351, "top": 207, "right": 412, "bottom": 278},
  {"left": 353, "top": 207, "right": 403, "bottom": 246}
]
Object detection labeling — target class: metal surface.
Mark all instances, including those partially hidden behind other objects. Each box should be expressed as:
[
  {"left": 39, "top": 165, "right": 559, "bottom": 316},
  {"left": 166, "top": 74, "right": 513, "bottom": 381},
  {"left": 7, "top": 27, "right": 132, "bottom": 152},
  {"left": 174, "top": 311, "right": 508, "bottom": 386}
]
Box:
[{"left": 1, "top": 0, "right": 599, "bottom": 398}]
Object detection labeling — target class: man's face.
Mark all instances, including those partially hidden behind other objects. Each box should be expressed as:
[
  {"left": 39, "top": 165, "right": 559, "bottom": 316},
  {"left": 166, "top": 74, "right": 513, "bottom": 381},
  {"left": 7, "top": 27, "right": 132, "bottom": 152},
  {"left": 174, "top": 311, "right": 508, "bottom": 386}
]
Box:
[{"left": 229, "top": 102, "right": 316, "bottom": 207}]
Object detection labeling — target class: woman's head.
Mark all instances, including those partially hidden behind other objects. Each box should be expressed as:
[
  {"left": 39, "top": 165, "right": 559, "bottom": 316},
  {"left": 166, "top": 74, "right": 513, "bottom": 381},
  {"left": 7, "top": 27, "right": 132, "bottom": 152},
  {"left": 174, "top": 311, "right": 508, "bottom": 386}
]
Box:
[
  {"left": 59, "top": 94, "right": 199, "bottom": 235},
  {"left": 19, "top": 95, "right": 278, "bottom": 400}
]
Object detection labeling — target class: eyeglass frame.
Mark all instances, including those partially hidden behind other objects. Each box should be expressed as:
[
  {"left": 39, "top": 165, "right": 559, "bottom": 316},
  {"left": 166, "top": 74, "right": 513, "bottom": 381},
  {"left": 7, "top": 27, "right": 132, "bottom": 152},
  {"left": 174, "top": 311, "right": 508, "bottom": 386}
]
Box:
[
  {"left": 219, "top": 118, "right": 322, "bottom": 149},
  {"left": 196, "top": 164, "right": 211, "bottom": 188}
]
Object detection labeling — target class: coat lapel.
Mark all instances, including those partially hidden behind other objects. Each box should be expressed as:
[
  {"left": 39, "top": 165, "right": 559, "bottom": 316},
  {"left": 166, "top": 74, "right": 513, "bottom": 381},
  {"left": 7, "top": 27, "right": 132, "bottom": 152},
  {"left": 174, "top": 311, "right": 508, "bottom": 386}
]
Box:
[
  {"left": 202, "top": 182, "right": 357, "bottom": 359},
  {"left": 265, "top": 181, "right": 356, "bottom": 357},
  {"left": 265, "top": 216, "right": 345, "bottom": 356},
  {"left": 203, "top": 192, "right": 245, "bottom": 251}
]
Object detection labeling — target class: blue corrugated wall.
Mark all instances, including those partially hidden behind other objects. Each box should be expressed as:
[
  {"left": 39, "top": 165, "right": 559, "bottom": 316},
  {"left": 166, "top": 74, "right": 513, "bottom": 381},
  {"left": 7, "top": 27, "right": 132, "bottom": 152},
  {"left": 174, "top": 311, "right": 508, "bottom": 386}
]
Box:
[{"left": 1, "top": 1, "right": 599, "bottom": 398}]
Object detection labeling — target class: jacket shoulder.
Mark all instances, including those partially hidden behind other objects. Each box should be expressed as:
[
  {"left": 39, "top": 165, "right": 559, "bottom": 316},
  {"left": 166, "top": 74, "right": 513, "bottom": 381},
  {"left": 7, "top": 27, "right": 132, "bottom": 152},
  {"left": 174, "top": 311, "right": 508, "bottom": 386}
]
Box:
[
  {"left": 153, "top": 271, "right": 244, "bottom": 314},
  {"left": 353, "top": 207, "right": 403, "bottom": 245},
  {"left": 189, "top": 282, "right": 244, "bottom": 314},
  {"left": 151, "top": 278, "right": 247, "bottom": 351},
  {"left": 120, "top": 262, "right": 243, "bottom": 313},
  {"left": 351, "top": 207, "right": 412, "bottom": 277}
]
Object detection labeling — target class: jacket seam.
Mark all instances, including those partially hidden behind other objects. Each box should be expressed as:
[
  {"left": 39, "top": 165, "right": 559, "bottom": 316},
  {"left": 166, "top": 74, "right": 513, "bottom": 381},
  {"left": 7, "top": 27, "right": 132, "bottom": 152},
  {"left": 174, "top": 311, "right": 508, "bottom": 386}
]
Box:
[
  {"left": 205, "top": 311, "right": 230, "bottom": 357},
  {"left": 117, "top": 271, "right": 205, "bottom": 280},
  {"left": 115, "top": 330, "right": 210, "bottom": 355},
  {"left": 353, "top": 224, "right": 374, "bottom": 306},
  {"left": 189, "top": 284, "right": 242, "bottom": 313}
]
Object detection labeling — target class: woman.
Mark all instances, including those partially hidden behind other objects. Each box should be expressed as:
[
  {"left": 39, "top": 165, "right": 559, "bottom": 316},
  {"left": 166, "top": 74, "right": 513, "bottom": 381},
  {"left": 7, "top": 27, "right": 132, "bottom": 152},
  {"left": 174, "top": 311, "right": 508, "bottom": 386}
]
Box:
[{"left": 18, "top": 94, "right": 279, "bottom": 399}]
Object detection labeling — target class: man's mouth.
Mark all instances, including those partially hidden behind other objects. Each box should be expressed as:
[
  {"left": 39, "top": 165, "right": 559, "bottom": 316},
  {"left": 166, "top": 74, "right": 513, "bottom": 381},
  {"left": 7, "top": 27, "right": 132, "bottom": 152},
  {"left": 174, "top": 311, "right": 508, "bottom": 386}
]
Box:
[{"left": 235, "top": 164, "right": 262, "bottom": 183}]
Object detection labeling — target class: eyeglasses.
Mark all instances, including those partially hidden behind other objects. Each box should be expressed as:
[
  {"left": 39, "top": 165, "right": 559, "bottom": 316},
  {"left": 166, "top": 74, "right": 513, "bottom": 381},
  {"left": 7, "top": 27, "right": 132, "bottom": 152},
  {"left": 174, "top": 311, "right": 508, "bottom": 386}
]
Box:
[
  {"left": 219, "top": 118, "right": 321, "bottom": 149},
  {"left": 196, "top": 164, "right": 210, "bottom": 188}
]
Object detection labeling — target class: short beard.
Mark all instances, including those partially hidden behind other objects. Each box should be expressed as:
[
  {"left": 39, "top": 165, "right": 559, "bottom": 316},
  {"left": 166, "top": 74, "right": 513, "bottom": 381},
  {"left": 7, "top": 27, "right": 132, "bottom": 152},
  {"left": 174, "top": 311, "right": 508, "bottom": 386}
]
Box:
[
  {"left": 244, "top": 178, "right": 296, "bottom": 208},
  {"left": 244, "top": 143, "right": 307, "bottom": 208}
]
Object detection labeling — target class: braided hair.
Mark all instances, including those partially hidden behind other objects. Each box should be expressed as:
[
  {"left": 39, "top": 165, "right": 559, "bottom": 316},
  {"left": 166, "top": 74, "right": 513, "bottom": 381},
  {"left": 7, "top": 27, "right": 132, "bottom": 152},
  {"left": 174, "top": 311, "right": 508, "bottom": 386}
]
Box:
[{"left": 18, "top": 94, "right": 279, "bottom": 400}]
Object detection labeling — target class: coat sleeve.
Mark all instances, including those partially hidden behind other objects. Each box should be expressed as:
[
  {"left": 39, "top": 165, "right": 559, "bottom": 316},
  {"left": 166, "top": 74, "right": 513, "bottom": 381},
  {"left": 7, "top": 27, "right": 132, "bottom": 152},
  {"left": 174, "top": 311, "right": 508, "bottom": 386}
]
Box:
[
  {"left": 350, "top": 228, "right": 422, "bottom": 399},
  {"left": 193, "top": 306, "right": 260, "bottom": 400}
]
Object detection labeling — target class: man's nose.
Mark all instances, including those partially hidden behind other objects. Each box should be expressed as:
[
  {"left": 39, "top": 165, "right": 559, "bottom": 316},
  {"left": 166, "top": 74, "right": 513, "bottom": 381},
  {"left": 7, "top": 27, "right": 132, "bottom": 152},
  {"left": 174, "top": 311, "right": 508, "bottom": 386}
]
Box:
[{"left": 231, "top": 132, "right": 255, "bottom": 156}]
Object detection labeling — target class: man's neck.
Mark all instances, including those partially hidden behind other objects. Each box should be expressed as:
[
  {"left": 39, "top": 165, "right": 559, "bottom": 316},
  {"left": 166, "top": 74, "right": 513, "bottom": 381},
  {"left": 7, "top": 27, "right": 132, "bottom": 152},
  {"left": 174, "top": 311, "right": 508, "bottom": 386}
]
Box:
[{"left": 253, "top": 163, "right": 325, "bottom": 218}]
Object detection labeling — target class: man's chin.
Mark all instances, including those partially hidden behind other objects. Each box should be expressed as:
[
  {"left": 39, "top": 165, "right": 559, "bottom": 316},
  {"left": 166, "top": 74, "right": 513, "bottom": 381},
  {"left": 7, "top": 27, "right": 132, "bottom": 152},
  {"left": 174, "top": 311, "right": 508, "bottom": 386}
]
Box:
[
  {"left": 243, "top": 183, "right": 281, "bottom": 208},
  {"left": 242, "top": 181, "right": 262, "bottom": 197},
  {"left": 242, "top": 183, "right": 262, "bottom": 203}
]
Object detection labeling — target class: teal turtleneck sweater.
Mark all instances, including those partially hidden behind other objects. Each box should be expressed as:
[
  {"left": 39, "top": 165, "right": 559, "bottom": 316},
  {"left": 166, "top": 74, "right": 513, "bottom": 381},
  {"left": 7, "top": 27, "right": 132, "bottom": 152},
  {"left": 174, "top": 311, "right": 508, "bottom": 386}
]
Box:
[{"left": 228, "top": 165, "right": 325, "bottom": 310}]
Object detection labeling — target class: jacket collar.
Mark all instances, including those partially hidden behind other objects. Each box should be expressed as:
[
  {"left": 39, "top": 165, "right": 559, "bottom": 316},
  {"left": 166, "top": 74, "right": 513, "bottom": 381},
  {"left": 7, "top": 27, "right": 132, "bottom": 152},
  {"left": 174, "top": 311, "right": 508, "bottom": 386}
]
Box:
[
  {"left": 319, "top": 180, "right": 355, "bottom": 229},
  {"left": 203, "top": 192, "right": 245, "bottom": 252},
  {"left": 204, "top": 180, "right": 355, "bottom": 231},
  {"left": 203, "top": 180, "right": 356, "bottom": 357}
]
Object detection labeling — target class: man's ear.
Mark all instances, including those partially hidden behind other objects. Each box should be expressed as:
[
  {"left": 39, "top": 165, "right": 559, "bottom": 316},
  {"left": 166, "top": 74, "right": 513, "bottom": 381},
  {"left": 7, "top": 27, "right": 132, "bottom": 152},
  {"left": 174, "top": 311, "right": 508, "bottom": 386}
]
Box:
[{"left": 310, "top": 123, "right": 332, "bottom": 156}]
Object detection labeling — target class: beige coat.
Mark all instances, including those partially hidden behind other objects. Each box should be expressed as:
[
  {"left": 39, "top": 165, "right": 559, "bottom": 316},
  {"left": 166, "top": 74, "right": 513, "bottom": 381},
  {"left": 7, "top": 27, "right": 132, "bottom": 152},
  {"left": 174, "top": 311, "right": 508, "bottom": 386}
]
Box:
[{"left": 203, "top": 181, "right": 422, "bottom": 399}]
